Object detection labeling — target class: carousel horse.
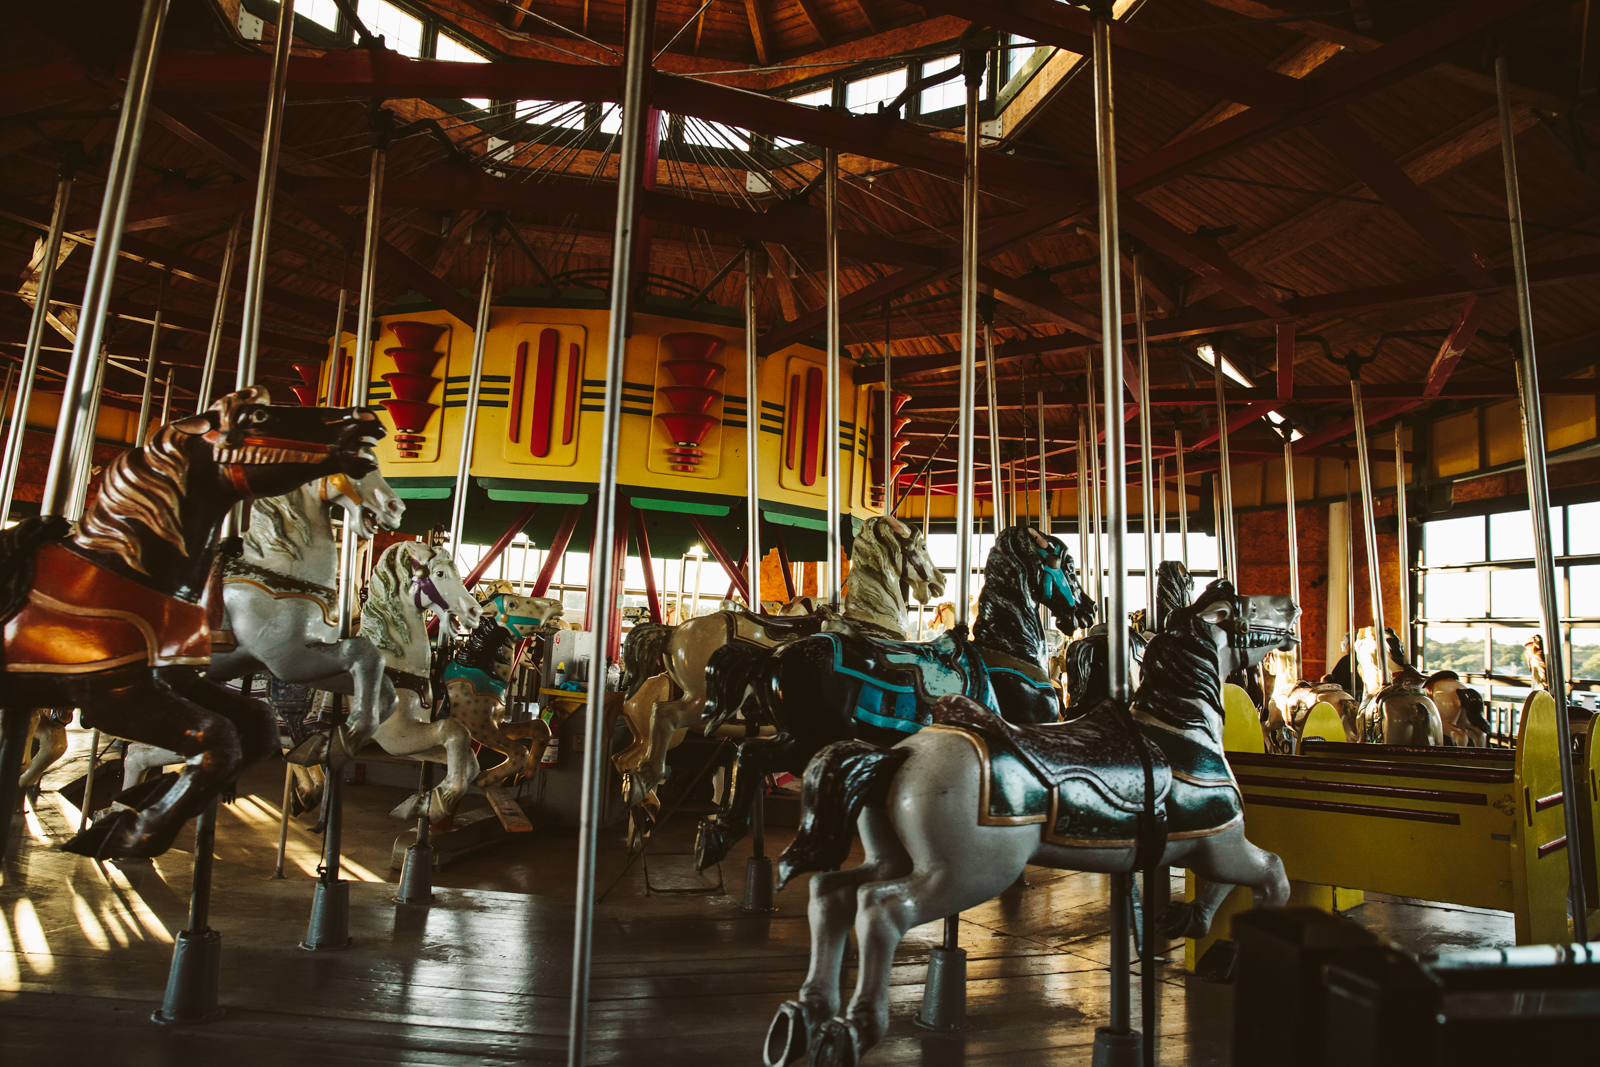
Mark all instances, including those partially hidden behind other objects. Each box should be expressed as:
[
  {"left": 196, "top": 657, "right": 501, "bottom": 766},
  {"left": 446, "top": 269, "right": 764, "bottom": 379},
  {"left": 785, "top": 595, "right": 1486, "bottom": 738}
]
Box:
[
  {"left": 692, "top": 525, "right": 1094, "bottom": 870},
  {"left": 613, "top": 516, "right": 940, "bottom": 807},
  {"left": 1424, "top": 670, "right": 1490, "bottom": 747},
  {"left": 1355, "top": 666, "right": 1444, "bottom": 746},
  {"left": 1282, "top": 681, "right": 1362, "bottom": 744},
  {"left": 0, "top": 388, "right": 383, "bottom": 859},
  {"left": 120, "top": 461, "right": 407, "bottom": 803},
  {"left": 765, "top": 579, "right": 1297, "bottom": 1067},
  {"left": 1260, "top": 647, "right": 1300, "bottom": 753},
  {"left": 1525, "top": 634, "right": 1550, "bottom": 690},
  {"left": 1061, "top": 560, "right": 1192, "bottom": 710},
  {"left": 1353, "top": 626, "right": 1409, "bottom": 694},
  {"left": 17, "top": 708, "right": 72, "bottom": 799}
]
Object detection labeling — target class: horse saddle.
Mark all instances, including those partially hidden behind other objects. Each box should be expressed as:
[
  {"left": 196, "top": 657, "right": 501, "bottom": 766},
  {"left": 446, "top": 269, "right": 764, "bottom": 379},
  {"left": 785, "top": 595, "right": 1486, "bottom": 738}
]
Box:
[
  {"left": 4, "top": 541, "right": 210, "bottom": 674},
  {"left": 727, "top": 608, "right": 829, "bottom": 646},
  {"left": 826, "top": 631, "right": 992, "bottom": 735},
  {"left": 930, "top": 695, "right": 1173, "bottom": 848}
]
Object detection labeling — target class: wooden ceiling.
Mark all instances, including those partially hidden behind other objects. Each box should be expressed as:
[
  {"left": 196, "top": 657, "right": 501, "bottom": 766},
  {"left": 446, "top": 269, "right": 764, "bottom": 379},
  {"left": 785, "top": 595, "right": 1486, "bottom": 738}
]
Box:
[{"left": 0, "top": 0, "right": 1596, "bottom": 497}]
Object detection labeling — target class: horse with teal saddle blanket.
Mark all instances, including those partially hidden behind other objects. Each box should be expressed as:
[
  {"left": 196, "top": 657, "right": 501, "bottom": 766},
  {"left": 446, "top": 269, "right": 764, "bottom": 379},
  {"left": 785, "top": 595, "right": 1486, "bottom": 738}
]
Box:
[{"left": 692, "top": 525, "right": 1095, "bottom": 870}]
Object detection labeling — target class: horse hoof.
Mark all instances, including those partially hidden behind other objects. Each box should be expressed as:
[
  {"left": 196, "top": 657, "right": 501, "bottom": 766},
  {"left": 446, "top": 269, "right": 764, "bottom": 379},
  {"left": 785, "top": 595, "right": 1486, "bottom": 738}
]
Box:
[
  {"left": 1155, "top": 900, "right": 1205, "bottom": 940},
  {"left": 389, "top": 793, "right": 429, "bottom": 822},
  {"left": 284, "top": 733, "right": 329, "bottom": 767},
  {"left": 60, "top": 808, "right": 141, "bottom": 860},
  {"left": 765, "top": 1001, "right": 810, "bottom": 1067},
  {"left": 693, "top": 819, "right": 733, "bottom": 871},
  {"left": 1195, "top": 939, "right": 1238, "bottom": 983},
  {"left": 808, "top": 1018, "right": 861, "bottom": 1067}
]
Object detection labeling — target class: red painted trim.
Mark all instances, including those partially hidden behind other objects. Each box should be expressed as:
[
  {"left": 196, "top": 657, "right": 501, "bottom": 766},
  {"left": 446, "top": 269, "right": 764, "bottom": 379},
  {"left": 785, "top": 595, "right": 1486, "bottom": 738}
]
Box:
[
  {"left": 531, "top": 505, "right": 583, "bottom": 598},
  {"left": 633, "top": 507, "right": 662, "bottom": 625},
  {"left": 785, "top": 374, "right": 801, "bottom": 472},
  {"left": 724, "top": 548, "right": 749, "bottom": 602},
  {"left": 802, "top": 367, "right": 823, "bottom": 487},
  {"left": 1423, "top": 297, "right": 1489, "bottom": 398},
  {"left": 689, "top": 515, "right": 751, "bottom": 605},
  {"left": 509, "top": 340, "right": 527, "bottom": 443},
  {"left": 1232, "top": 774, "right": 1488, "bottom": 807},
  {"left": 562, "top": 342, "right": 580, "bottom": 446},
  {"left": 1228, "top": 752, "right": 1513, "bottom": 784},
  {"left": 772, "top": 523, "right": 797, "bottom": 601},
  {"left": 1536, "top": 791, "right": 1565, "bottom": 812},
  {"left": 464, "top": 502, "right": 540, "bottom": 589},
  {"left": 1539, "top": 836, "right": 1569, "bottom": 859},
  {"left": 1299, "top": 741, "right": 1513, "bottom": 763},
  {"left": 1242, "top": 792, "right": 1461, "bottom": 826},
  {"left": 530, "top": 328, "right": 559, "bottom": 458}
]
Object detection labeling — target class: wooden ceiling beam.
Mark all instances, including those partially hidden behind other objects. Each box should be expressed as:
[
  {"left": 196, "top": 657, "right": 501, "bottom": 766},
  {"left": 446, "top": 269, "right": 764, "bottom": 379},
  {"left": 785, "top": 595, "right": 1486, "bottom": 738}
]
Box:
[
  {"left": 743, "top": 0, "right": 772, "bottom": 65},
  {"left": 792, "top": 0, "right": 832, "bottom": 46}
]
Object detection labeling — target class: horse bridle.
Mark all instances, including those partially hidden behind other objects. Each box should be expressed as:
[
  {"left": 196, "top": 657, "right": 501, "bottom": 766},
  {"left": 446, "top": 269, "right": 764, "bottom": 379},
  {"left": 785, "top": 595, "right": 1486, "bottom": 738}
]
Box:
[
  {"left": 409, "top": 557, "right": 455, "bottom": 615},
  {"left": 203, "top": 427, "right": 347, "bottom": 494}
]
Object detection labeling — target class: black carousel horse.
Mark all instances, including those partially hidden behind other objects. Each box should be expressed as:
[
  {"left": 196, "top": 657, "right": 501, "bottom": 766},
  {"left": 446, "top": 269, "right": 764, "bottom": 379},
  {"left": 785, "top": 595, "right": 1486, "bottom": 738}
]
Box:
[
  {"left": 692, "top": 525, "right": 1095, "bottom": 870},
  {"left": 1062, "top": 559, "right": 1193, "bottom": 711},
  {"left": 0, "top": 387, "right": 382, "bottom": 859}
]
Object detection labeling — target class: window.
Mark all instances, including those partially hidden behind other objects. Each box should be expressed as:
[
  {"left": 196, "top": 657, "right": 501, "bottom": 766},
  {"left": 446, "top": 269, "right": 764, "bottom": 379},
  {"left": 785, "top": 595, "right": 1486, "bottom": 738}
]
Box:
[
  {"left": 682, "top": 117, "right": 749, "bottom": 151},
  {"left": 300, "top": 0, "right": 341, "bottom": 31},
  {"left": 515, "top": 100, "right": 586, "bottom": 129},
  {"left": 1005, "top": 34, "right": 1037, "bottom": 82},
  {"left": 358, "top": 0, "right": 423, "bottom": 57},
  {"left": 433, "top": 34, "right": 489, "bottom": 109},
  {"left": 846, "top": 69, "right": 907, "bottom": 115},
  {"left": 919, "top": 56, "right": 962, "bottom": 115},
  {"left": 775, "top": 87, "right": 832, "bottom": 150}
]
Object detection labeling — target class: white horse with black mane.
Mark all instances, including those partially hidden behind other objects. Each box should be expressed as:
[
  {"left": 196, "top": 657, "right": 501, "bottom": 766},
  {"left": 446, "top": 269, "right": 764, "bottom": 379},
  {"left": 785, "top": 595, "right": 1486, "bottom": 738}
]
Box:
[{"left": 764, "top": 578, "right": 1297, "bottom": 1067}]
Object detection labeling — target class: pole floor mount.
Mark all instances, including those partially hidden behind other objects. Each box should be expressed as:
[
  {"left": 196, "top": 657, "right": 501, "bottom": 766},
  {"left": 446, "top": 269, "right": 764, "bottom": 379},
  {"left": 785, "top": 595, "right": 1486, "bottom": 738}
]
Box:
[
  {"left": 301, "top": 879, "right": 352, "bottom": 951},
  {"left": 1090, "top": 1027, "right": 1143, "bottom": 1067},
  {"left": 395, "top": 842, "right": 434, "bottom": 905},
  {"left": 152, "top": 928, "right": 224, "bottom": 1025},
  {"left": 914, "top": 945, "right": 968, "bottom": 1032},
  {"left": 740, "top": 855, "right": 776, "bottom": 914}
]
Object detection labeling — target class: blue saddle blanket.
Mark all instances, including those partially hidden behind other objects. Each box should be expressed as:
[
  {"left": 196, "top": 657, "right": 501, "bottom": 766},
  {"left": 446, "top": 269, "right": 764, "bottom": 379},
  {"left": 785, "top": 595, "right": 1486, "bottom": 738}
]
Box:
[{"left": 822, "top": 631, "right": 994, "bottom": 734}]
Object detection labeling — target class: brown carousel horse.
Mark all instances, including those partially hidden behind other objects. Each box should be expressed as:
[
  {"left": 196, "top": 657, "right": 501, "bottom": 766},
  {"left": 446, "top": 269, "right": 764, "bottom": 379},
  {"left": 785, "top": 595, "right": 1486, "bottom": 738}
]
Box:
[{"left": 0, "top": 387, "right": 383, "bottom": 859}]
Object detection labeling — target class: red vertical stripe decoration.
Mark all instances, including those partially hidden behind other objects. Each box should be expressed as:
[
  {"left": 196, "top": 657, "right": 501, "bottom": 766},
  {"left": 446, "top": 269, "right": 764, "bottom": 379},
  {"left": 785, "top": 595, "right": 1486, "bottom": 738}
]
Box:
[
  {"left": 657, "top": 333, "right": 725, "bottom": 472},
  {"left": 784, "top": 374, "right": 801, "bottom": 472},
  {"left": 530, "top": 328, "right": 559, "bottom": 458},
  {"left": 509, "top": 341, "right": 527, "bottom": 443},
  {"left": 562, "top": 342, "right": 580, "bottom": 446},
  {"left": 801, "top": 366, "right": 824, "bottom": 487}
]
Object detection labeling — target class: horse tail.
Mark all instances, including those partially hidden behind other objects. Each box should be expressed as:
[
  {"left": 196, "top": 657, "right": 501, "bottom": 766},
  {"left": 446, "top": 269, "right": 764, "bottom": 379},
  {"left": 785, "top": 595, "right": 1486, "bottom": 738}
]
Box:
[
  {"left": 620, "top": 623, "right": 673, "bottom": 697},
  {"left": 1459, "top": 687, "right": 1491, "bottom": 737},
  {"left": 702, "top": 641, "right": 771, "bottom": 735},
  {"left": 777, "top": 740, "right": 910, "bottom": 889}
]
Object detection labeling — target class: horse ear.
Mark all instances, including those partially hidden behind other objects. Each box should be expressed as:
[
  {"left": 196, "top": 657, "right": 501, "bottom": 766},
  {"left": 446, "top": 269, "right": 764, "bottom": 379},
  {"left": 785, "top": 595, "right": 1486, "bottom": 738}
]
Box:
[
  {"left": 1195, "top": 601, "right": 1233, "bottom": 627},
  {"left": 168, "top": 413, "right": 214, "bottom": 436}
]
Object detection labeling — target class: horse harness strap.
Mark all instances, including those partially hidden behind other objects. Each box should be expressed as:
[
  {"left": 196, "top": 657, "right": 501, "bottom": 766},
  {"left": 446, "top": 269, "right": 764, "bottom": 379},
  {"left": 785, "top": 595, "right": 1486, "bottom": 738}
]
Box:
[
  {"left": 385, "top": 666, "right": 431, "bottom": 707},
  {"left": 4, "top": 542, "right": 210, "bottom": 673},
  {"left": 219, "top": 555, "right": 339, "bottom": 628}
]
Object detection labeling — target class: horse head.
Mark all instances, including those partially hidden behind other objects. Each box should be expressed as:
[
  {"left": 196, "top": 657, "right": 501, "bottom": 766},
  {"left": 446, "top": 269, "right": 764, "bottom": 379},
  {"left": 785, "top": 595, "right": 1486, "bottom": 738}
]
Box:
[
  {"left": 1018, "top": 526, "right": 1095, "bottom": 632},
  {"left": 857, "top": 514, "right": 946, "bottom": 607},
  {"left": 481, "top": 591, "right": 565, "bottom": 638},
  {"left": 1186, "top": 580, "right": 1299, "bottom": 679},
  {"left": 320, "top": 452, "right": 405, "bottom": 540},
  {"left": 403, "top": 543, "right": 482, "bottom": 634}
]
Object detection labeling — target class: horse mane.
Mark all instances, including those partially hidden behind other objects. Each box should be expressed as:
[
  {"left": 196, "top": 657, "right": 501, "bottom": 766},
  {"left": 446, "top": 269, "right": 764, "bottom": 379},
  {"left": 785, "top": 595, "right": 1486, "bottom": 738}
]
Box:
[
  {"left": 1062, "top": 622, "right": 1151, "bottom": 709},
  {"left": 1152, "top": 560, "right": 1194, "bottom": 631},
  {"left": 455, "top": 614, "right": 513, "bottom": 675},
  {"left": 1132, "top": 579, "right": 1235, "bottom": 731},
  {"left": 242, "top": 483, "right": 319, "bottom": 562},
  {"left": 621, "top": 622, "right": 674, "bottom": 696},
  {"left": 1424, "top": 669, "right": 1459, "bottom": 686},
  {"left": 972, "top": 525, "right": 1070, "bottom": 662},
  {"left": 76, "top": 422, "right": 194, "bottom": 574},
  {"left": 362, "top": 542, "right": 425, "bottom": 660}
]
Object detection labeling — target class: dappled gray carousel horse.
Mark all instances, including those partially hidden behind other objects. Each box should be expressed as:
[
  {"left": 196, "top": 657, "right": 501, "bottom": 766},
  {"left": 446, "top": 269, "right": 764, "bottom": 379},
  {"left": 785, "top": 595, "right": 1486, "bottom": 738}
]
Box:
[
  {"left": 693, "top": 525, "right": 1095, "bottom": 870},
  {"left": 0, "top": 388, "right": 383, "bottom": 859},
  {"left": 120, "top": 463, "right": 406, "bottom": 802},
  {"left": 613, "top": 515, "right": 945, "bottom": 808},
  {"left": 764, "top": 578, "right": 1298, "bottom": 1067}
]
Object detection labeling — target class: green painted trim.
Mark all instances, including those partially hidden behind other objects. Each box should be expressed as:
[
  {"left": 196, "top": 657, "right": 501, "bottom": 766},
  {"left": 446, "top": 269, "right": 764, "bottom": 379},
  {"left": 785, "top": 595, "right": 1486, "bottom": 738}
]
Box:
[
  {"left": 764, "top": 510, "right": 827, "bottom": 531},
  {"left": 631, "top": 497, "right": 730, "bottom": 516},
  {"left": 387, "top": 476, "right": 457, "bottom": 488},
  {"left": 395, "top": 488, "right": 453, "bottom": 500},
  {"left": 487, "top": 489, "right": 588, "bottom": 503}
]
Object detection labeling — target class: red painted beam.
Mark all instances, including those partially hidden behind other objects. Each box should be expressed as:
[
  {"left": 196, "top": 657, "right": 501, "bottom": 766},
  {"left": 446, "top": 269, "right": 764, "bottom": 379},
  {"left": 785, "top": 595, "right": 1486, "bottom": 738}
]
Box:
[
  {"left": 1308, "top": 109, "right": 1497, "bottom": 288},
  {"left": 66, "top": 181, "right": 254, "bottom": 235},
  {"left": 464, "top": 502, "right": 541, "bottom": 589},
  {"left": 1422, "top": 296, "right": 1490, "bottom": 398},
  {"left": 531, "top": 505, "right": 585, "bottom": 597},
  {"left": 689, "top": 515, "right": 752, "bottom": 605},
  {"left": 632, "top": 507, "right": 663, "bottom": 625},
  {"left": 0, "top": 58, "right": 97, "bottom": 120}
]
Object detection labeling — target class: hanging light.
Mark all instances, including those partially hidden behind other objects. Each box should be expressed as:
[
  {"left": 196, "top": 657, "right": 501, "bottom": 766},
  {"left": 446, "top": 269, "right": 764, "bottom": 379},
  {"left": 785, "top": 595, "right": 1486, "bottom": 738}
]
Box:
[
  {"left": 1266, "top": 409, "right": 1304, "bottom": 442},
  {"left": 1196, "top": 343, "right": 1253, "bottom": 387}
]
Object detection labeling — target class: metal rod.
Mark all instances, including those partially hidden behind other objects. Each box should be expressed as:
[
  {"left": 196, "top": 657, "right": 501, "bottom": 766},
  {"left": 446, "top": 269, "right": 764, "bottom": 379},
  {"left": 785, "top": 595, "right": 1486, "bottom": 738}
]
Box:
[
  {"left": 1085, "top": 355, "right": 1103, "bottom": 607},
  {"left": 272, "top": 762, "right": 293, "bottom": 879},
  {"left": 1349, "top": 377, "right": 1386, "bottom": 687},
  {"left": 1392, "top": 424, "right": 1410, "bottom": 664},
  {"left": 1135, "top": 256, "right": 1155, "bottom": 618},
  {"left": 1158, "top": 457, "right": 1167, "bottom": 564},
  {"left": 825, "top": 146, "right": 842, "bottom": 608},
  {"left": 196, "top": 214, "right": 242, "bottom": 411},
  {"left": 160, "top": 367, "right": 173, "bottom": 424},
  {"left": 326, "top": 288, "right": 348, "bottom": 405},
  {"left": 39, "top": 0, "right": 170, "bottom": 519},
  {"left": 1, "top": 174, "right": 73, "bottom": 522},
  {"left": 570, "top": 0, "right": 652, "bottom": 1055},
  {"left": 882, "top": 301, "right": 894, "bottom": 518},
  {"left": 955, "top": 44, "right": 982, "bottom": 623},
  {"left": 77, "top": 729, "right": 101, "bottom": 833},
  {"left": 1037, "top": 388, "right": 1049, "bottom": 534},
  {"left": 1174, "top": 428, "right": 1188, "bottom": 567},
  {"left": 235, "top": 0, "right": 296, "bottom": 390},
  {"left": 188, "top": 796, "right": 220, "bottom": 931},
  {"left": 449, "top": 224, "right": 500, "bottom": 557},
  {"left": 1077, "top": 420, "right": 1089, "bottom": 594},
  {"left": 1213, "top": 359, "right": 1237, "bottom": 582},
  {"left": 135, "top": 270, "right": 167, "bottom": 443},
  {"left": 1499, "top": 47, "right": 1587, "bottom": 941},
  {"left": 984, "top": 317, "right": 1004, "bottom": 530},
  {"left": 1344, "top": 462, "right": 1358, "bottom": 700},
  {"left": 67, "top": 346, "right": 109, "bottom": 521},
  {"left": 746, "top": 248, "right": 763, "bottom": 608},
  {"left": 1284, "top": 435, "right": 1301, "bottom": 677},
  {"left": 339, "top": 141, "right": 386, "bottom": 638}
]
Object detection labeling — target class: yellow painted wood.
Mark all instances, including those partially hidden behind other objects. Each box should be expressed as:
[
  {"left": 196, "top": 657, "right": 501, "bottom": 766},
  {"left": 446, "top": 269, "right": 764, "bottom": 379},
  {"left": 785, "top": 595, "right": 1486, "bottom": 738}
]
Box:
[
  {"left": 1512, "top": 690, "right": 1571, "bottom": 944},
  {"left": 484, "top": 785, "right": 534, "bottom": 833},
  {"left": 1293, "top": 700, "right": 1345, "bottom": 751},
  {"left": 1184, "top": 876, "right": 1351, "bottom": 972},
  {"left": 1222, "top": 683, "right": 1264, "bottom": 754}
]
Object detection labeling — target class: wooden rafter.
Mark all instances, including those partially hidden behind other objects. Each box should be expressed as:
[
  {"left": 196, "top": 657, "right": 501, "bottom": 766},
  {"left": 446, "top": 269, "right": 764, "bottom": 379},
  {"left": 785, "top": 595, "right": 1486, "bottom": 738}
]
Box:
[
  {"left": 743, "top": 0, "right": 771, "bottom": 65},
  {"left": 793, "top": 0, "right": 831, "bottom": 46}
]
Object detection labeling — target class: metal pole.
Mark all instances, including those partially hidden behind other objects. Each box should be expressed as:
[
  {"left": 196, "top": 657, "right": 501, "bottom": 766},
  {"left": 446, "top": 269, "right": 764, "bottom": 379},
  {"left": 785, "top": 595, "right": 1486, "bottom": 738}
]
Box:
[
  {"left": 195, "top": 214, "right": 242, "bottom": 412},
  {"left": 1393, "top": 425, "right": 1411, "bottom": 664},
  {"left": 135, "top": 271, "right": 167, "bottom": 443},
  {"left": 1037, "top": 388, "right": 1049, "bottom": 534},
  {"left": 571, "top": 0, "right": 651, "bottom": 1055},
  {"left": 160, "top": 367, "right": 173, "bottom": 424},
  {"left": 39, "top": 0, "right": 171, "bottom": 519},
  {"left": 1344, "top": 463, "right": 1358, "bottom": 701},
  {"left": 77, "top": 730, "right": 100, "bottom": 832},
  {"left": 326, "top": 289, "right": 348, "bottom": 405},
  {"left": 983, "top": 314, "right": 1004, "bottom": 530},
  {"left": 1, "top": 173, "right": 73, "bottom": 522},
  {"left": 235, "top": 0, "right": 296, "bottom": 390},
  {"left": 272, "top": 762, "right": 293, "bottom": 879},
  {"left": 1158, "top": 457, "right": 1167, "bottom": 564},
  {"left": 824, "top": 147, "right": 842, "bottom": 609},
  {"left": 1085, "top": 355, "right": 1103, "bottom": 607},
  {"left": 746, "top": 248, "right": 763, "bottom": 605},
  {"left": 449, "top": 223, "right": 500, "bottom": 558},
  {"left": 1348, "top": 377, "right": 1386, "bottom": 687},
  {"left": 1499, "top": 47, "right": 1587, "bottom": 941},
  {"left": 1135, "top": 257, "right": 1155, "bottom": 618},
  {"left": 882, "top": 300, "right": 894, "bottom": 519},
  {"left": 1077, "top": 420, "right": 1089, "bottom": 592},
  {"left": 1213, "top": 359, "right": 1237, "bottom": 582},
  {"left": 1174, "top": 428, "right": 1188, "bottom": 567},
  {"left": 1284, "top": 434, "right": 1301, "bottom": 677},
  {"left": 67, "top": 345, "right": 109, "bottom": 521}
]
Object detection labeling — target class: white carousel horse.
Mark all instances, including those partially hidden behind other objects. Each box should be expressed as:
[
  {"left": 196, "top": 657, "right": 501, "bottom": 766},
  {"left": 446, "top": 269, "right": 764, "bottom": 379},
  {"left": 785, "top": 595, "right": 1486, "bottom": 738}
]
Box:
[
  {"left": 1353, "top": 626, "right": 1441, "bottom": 745},
  {"left": 1283, "top": 682, "right": 1361, "bottom": 744},
  {"left": 18, "top": 708, "right": 71, "bottom": 798},
  {"left": 119, "top": 462, "right": 406, "bottom": 793},
  {"left": 1525, "top": 634, "right": 1550, "bottom": 690},
  {"left": 1261, "top": 647, "right": 1301, "bottom": 753},
  {"left": 764, "top": 579, "right": 1296, "bottom": 1067},
  {"left": 1424, "top": 670, "right": 1490, "bottom": 747}
]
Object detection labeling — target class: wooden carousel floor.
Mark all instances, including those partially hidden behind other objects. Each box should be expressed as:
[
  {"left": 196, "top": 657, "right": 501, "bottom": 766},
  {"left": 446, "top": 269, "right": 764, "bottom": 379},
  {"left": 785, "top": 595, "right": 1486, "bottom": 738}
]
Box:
[{"left": 0, "top": 728, "right": 1514, "bottom": 1065}]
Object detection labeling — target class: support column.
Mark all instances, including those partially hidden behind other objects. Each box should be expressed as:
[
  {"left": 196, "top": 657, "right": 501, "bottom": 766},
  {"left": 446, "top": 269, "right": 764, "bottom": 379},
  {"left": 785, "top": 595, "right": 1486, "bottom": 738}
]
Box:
[
  {"left": 824, "top": 147, "right": 842, "bottom": 609},
  {"left": 449, "top": 217, "right": 502, "bottom": 559},
  {"left": 1174, "top": 429, "right": 1188, "bottom": 568},
  {"left": 195, "top": 214, "right": 242, "bottom": 412},
  {"left": 134, "top": 270, "right": 167, "bottom": 443},
  {"left": 746, "top": 245, "right": 764, "bottom": 607},
  {"left": 1134, "top": 255, "right": 1154, "bottom": 617}
]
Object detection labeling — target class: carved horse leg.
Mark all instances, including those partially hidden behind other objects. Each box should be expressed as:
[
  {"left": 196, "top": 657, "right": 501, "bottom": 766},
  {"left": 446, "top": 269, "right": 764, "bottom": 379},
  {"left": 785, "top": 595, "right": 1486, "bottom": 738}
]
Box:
[
  {"left": 613, "top": 673, "right": 671, "bottom": 778},
  {"left": 68, "top": 673, "right": 276, "bottom": 859},
  {"left": 374, "top": 690, "right": 476, "bottom": 823},
  {"left": 0, "top": 705, "right": 30, "bottom": 824},
  {"left": 440, "top": 682, "right": 536, "bottom": 791},
  {"left": 634, "top": 691, "right": 704, "bottom": 799},
  {"left": 238, "top": 626, "right": 394, "bottom": 768},
  {"left": 121, "top": 740, "right": 180, "bottom": 793},
  {"left": 19, "top": 710, "right": 70, "bottom": 796}
]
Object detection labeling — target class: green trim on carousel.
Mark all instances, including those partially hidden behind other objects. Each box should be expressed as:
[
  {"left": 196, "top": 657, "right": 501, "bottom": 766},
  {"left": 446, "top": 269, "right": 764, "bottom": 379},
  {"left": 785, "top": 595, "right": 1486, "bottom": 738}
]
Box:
[
  {"left": 477, "top": 478, "right": 591, "bottom": 505},
  {"left": 385, "top": 476, "right": 455, "bottom": 500}
]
